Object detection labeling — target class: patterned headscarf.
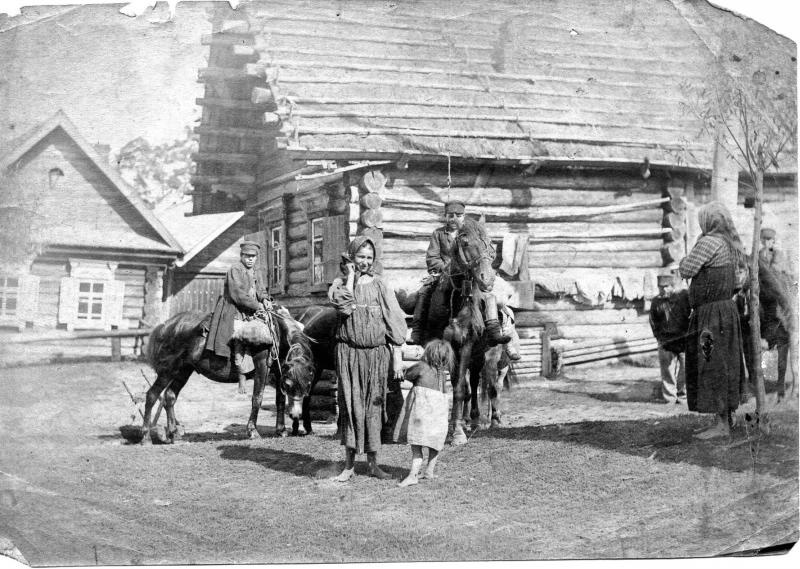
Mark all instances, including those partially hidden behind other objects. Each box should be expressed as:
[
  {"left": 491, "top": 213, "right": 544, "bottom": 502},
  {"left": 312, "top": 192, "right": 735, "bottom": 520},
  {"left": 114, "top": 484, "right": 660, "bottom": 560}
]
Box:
[
  {"left": 344, "top": 236, "right": 379, "bottom": 276},
  {"left": 698, "top": 201, "right": 745, "bottom": 256}
]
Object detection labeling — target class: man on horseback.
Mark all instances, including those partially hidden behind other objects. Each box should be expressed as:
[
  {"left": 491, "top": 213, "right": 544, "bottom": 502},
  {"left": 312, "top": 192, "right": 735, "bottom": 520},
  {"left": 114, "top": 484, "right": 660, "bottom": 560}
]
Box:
[
  {"left": 409, "top": 200, "right": 510, "bottom": 347},
  {"left": 205, "top": 241, "right": 271, "bottom": 394}
]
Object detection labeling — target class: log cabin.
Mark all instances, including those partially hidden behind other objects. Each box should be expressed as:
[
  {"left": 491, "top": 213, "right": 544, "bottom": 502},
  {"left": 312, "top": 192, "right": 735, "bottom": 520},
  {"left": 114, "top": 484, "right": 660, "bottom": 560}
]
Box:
[
  {"left": 0, "top": 111, "right": 182, "bottom": 358},
  {"left": 191, "top": 0, "right": 796, "bottom": 378}
]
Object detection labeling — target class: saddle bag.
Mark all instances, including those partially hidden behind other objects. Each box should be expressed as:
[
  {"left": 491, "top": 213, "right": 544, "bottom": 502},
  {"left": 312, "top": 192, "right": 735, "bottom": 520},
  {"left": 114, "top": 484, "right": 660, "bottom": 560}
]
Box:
[{"left": 232, "top": 318, "right": 274, "bottom": 345}]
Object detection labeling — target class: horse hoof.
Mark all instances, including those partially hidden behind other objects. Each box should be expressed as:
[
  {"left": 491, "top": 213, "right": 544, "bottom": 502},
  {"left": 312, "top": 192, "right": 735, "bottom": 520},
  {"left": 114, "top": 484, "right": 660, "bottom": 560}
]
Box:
[
  {"left": 277, "top": 429, "right": 288, "bottom": 438},
  {"left": 451, "top": 431, "right": 468, "bottom": 446},
  {"left": 491, "top": 419, "right": 502, "bottom": 428},
  {"left": 248, "top": 429, "right": 261, "bottom": 440}
]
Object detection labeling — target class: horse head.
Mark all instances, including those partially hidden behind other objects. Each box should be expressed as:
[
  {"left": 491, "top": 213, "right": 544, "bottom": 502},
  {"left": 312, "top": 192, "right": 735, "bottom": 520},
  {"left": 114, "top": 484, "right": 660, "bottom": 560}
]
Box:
[
  {"left": 454, "top": 217, "right": 496, "bottom": 293},
  {"left": 276, "top": 313, "right": 316, "bottom": 421}
]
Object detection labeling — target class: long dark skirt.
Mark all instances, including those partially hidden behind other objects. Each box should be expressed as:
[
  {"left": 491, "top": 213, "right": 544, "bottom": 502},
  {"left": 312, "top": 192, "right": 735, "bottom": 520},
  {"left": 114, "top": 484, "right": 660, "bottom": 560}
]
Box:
[
  {"left": 685, "top": 298, "right": 746, "bottom": 414},
  {"left": 336, "top": 343, "right": 390, "bottom": 454}
]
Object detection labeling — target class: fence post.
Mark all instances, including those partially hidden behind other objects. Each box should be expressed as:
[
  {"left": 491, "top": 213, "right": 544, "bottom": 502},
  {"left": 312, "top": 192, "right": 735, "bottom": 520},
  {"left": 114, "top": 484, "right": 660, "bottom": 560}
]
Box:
[{"left": 111, "top": 325, "right": 121, "bottom": 362}]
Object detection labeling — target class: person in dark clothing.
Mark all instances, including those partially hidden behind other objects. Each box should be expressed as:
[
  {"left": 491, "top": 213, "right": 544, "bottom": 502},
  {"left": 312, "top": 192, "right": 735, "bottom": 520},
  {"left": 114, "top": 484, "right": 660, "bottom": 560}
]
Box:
[
  {"left": 409, "top": 200, "right": 510, "bottom": 346},
  {"left": 649, "top": 271, "right": 691, "bottom": 404},
  {"left": 205, "top": 241, "right": 270, "bottom": 394},
  {"left": 679, "top": 202, "right": 747, "bottom": 440}
]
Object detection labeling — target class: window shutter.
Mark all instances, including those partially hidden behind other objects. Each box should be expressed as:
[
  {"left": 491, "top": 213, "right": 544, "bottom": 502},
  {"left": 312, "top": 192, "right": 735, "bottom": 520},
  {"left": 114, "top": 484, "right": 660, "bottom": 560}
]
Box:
[
  {"left": 105, "top": 280, "right": 126, "bottom": 329},
  {"left": 19, "top": 274, "right": 40, "bottom": 325},
  {"left": 323, "top": 215, "right": 348, "bottom": 284},
  {"left": 58, "top": 277, "right": 78, "bottom": 329},
  {"left": 243, "top": 230, "right": 269, "bottom": 292}
]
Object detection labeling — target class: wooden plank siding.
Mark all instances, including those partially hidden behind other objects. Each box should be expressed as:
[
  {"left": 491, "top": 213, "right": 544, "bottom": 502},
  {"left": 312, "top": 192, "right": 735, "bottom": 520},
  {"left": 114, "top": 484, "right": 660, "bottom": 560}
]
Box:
[
  {"left": 170, "top": 276, "right": 224, "bottom": 316},
  {"left": 29, "top": 259, "right": 150, "bottom": 330},
  {"left": 13, "top": 129, "right": 173, "bottom": 253}
]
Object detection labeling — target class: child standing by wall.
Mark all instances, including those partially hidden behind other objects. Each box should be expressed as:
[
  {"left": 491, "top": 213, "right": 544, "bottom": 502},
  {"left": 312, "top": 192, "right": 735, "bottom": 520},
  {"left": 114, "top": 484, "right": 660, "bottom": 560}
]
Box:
[
  {"left": 394, "top": 339, "right": 454, "bottom": 487},
  {"left": 649, "top": 271, "right": 691, "bottom": 404}
]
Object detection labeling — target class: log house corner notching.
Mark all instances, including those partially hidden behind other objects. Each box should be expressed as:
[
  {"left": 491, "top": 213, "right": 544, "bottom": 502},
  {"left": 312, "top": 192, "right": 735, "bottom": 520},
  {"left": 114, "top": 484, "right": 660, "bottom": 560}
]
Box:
[
  {"left": 0, "top": 110, "right": 182, "bottom": 335},
  {"left": 192, "top": 0, "right": 796, "bottom": 355}
]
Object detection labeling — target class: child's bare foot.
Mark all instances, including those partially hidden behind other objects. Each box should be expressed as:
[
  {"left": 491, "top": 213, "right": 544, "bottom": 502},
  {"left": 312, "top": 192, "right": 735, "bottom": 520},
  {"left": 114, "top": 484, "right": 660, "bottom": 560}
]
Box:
[
  {"left": 398, "top": 474, "right": 418, "bottom": 487},
  {"left": 333, "top": 468, "right": 355, "bottom": 482},
  {"left": 238, "top": 381, "right": 247, "bottom": 395},
  {"left": 367, "top": 465, "right": 393, "bottom": 480}
]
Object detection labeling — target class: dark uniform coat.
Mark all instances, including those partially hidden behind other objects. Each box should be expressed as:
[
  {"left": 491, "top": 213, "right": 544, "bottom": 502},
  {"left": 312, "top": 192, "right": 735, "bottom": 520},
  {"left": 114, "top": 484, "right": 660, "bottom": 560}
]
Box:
[
  {"left": 425, "top": 226, "right": 457, "bottom": 274},
  {"left": 205, "top": 263, "right": 267, "bottom": 358}
]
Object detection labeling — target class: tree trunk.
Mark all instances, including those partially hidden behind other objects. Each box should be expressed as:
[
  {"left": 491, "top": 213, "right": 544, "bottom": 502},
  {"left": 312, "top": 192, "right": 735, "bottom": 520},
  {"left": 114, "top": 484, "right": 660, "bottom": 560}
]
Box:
[{"left": 749, "top": 168, "right": 766, "bottom": 415}]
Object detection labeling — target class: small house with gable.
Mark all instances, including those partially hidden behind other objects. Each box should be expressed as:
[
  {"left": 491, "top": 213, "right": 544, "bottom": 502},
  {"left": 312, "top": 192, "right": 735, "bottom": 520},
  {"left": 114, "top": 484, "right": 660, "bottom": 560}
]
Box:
[{"left": 0, "top": 111, "right": 182, "bottom": 353}]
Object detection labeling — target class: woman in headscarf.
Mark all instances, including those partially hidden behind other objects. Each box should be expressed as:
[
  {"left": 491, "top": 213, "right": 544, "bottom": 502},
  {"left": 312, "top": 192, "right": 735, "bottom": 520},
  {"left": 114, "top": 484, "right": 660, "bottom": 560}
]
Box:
[
  {"left": 679, "top": 202, "right": 747, "bottom": 439},
  {"left": 328, "top": 236, "right": 407, "bottom": 481}
]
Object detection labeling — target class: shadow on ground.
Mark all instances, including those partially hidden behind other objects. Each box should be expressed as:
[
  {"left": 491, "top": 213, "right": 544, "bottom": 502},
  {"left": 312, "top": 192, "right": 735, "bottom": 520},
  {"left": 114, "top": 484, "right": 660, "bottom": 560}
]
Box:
[
  {"left": 217, "top": 444, "right": 405, "bottom": 480},
  {"left": 481, "top": 409, "right": 799, "bottom": 479}
]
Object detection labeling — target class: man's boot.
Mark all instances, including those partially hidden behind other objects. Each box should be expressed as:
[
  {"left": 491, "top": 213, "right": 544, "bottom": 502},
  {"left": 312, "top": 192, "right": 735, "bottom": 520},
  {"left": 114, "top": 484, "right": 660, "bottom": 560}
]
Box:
[
  {"left": 483, "top": 295, "right": 511, "bottom": 346},
  {"left": 409, "top": 282, "right": 433, "bottom": 345}
]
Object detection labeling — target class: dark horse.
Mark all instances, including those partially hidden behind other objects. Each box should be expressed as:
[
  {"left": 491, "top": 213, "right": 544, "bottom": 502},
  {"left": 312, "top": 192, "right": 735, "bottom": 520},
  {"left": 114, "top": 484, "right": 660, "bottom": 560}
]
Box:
[
  {"left": 740, "top": 257, "right": 798, "bottom": 399},
  {"left": 294, "top": 304, "right": 339, "bottom": 435},
  {"left": 141, "top": 308, "right": 315, "bottom": 442},
  {"left": 425, "top": 217, "right": 506, "bottom": 445}
]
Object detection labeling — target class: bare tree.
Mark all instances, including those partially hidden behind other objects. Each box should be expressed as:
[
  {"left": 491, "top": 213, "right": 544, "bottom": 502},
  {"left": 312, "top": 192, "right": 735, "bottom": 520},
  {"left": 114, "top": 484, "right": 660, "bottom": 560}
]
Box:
[{"left": 684, "top": 50, "right": 797, "bottom": 419}]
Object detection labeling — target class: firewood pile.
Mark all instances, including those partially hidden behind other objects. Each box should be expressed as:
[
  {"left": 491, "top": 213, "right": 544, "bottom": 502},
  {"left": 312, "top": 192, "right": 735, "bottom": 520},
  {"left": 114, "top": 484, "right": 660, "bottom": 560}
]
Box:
[{"left": 554, "top": 333, "right": 658, "bottom": 370}]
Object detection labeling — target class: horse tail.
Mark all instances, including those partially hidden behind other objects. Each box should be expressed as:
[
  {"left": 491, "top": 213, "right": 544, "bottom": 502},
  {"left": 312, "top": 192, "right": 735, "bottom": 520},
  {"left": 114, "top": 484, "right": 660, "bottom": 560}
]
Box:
[{"left": 146, "top": 311, "right": 207, "bottom": 376}]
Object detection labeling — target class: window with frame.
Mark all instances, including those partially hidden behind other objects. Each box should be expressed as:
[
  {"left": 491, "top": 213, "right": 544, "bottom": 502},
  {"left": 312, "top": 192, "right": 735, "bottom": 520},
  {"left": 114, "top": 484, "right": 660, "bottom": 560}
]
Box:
[
  {"left": 269, "top": 225, "right": 284, "bottom": 290},
  {"left": 58, "top": 260, "right": 125, "bottom": 331},
  {"left": 311, "top": 218, "right": 325, "bottom": 285},
  {"left": 76, "top": 281, "right": 105, "bottom": 323},
  {"left": 0, "top": 276, "right": 20, "bottom": 318}
]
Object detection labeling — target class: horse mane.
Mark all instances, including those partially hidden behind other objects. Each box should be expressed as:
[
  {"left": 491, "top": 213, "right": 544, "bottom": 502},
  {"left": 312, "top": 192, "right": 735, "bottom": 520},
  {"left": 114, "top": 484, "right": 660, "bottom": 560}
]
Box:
[
  {"left": 453, "top": 218, "right": 492, "bottom": 337},
  {"left": 460, "top": 217, "right": 493, "bottom": 252},
  {"left": 146, "top": 311, "right": 207, "bottom": 376}
]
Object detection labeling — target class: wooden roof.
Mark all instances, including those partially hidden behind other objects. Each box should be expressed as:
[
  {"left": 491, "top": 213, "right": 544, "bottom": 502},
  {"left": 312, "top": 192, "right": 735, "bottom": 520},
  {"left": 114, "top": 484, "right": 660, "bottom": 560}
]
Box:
[
  {"left": 156, "top": 199, "right": 245, "bottom": 268},
  {"left": 0, "top": 110, "right": 183, "bottom": 256},
  {"left": 219, "top": 0, "right": 795, "bottom": 169}
]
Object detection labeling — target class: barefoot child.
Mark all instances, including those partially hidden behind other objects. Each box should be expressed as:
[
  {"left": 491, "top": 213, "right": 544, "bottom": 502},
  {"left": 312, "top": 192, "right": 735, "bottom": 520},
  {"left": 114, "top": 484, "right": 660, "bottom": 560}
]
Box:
[{"left": 394, "top": 339, "right": 454, "bottom": 487}]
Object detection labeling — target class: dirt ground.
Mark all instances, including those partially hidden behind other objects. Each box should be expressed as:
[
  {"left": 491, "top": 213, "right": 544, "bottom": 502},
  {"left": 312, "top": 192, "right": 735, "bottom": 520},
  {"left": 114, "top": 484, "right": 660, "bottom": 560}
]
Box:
[{"left": 0, "top": 357, "right": 797, "bottom": 565}]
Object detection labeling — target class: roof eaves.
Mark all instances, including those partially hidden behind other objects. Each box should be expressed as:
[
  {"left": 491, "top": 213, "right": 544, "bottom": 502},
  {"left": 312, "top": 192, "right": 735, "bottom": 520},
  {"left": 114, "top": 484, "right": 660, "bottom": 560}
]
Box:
[
  {"left": 0, "top": 110, "right": 184, "bottom": 255},
  {"left": 173, "top": 211, "right": 246, "bottom": 268}
]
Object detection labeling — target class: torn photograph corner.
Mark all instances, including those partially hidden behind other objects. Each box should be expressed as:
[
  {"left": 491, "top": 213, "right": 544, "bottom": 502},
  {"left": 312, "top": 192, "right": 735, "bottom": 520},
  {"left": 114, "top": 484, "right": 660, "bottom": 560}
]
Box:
[{"left": 0, "top": 0, "right": 797, "bottom": 565}]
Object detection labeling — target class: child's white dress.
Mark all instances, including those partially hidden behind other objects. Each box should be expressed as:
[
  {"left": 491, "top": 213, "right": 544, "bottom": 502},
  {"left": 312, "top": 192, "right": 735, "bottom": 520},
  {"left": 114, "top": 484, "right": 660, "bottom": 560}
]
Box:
[{"left": 393, "top": 362, "right": 449, "bottom": 451}]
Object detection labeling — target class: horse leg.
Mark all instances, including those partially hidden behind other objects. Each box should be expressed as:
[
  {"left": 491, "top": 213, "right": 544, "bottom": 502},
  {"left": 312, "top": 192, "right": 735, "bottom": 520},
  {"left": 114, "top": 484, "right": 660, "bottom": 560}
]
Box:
[
  {"left": 140, "top": 372, "right": 174, "bottom": 445},
  {"left": 491, "top": 365, "right": 509, "bottom": 428},
  {"left": 469, "top": 363, "right": 481, "bottom": 430},
  {"left": 777, "top": 342, "right": 789, "bottom": 400},
  {"left": 300, "top": 372, "right": 319, "bottom": 436},
  {"left": 274, "top": 375, "right": 288, "bottom": 438},
  {"left": 450, "top": 342, "right": 472, "bottom": 446},
  {"left": 246, "top": 350, "right": 270, "bottom": 439},
  {"left": 163, "top": 368, "right": 192, "bottom": 442}
]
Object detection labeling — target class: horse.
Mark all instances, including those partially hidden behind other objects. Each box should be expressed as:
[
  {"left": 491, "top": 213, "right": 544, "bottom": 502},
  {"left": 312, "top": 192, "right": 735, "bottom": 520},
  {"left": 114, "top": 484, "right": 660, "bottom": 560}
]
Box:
[
  {"left": 294, "top": 304, "right": 339, "bottom": 435},
  {"left": 140, "top": 308, "right": 315, "bottom": 443},
  {"left": 739, "top": 257, "right": 798, "bottom": 399},
  {"left": 424, "top": 217, "right": 507, "bottom": 445}
]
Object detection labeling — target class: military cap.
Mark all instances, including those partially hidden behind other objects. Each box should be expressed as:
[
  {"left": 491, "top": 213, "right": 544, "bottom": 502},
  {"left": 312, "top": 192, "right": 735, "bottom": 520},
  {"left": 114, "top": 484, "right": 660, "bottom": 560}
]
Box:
[
  {"left": 444, "top": 200, "right": 466, "bottom": 214},
  {"left": 240, "top": 241, "right": 261, "bottom": 255},
  {"left": 760, "top": 228, "right": 776, "bottom": 240}
]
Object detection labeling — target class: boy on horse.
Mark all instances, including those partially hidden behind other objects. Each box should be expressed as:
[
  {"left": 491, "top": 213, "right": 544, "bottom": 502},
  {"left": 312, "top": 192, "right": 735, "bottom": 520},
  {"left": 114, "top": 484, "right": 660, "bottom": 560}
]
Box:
[
  {"left": 409, "top": 200, "right": 510, "bottom": 347},
  {"left": 205, "top": 240, "right": 271, "bottom": 394}
]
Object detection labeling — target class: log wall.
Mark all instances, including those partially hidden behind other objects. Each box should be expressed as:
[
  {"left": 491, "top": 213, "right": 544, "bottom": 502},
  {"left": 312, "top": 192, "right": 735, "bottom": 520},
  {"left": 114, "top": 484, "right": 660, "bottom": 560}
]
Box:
[{"left": 372, "top": 163, "right": 666, "bottom": 342}]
